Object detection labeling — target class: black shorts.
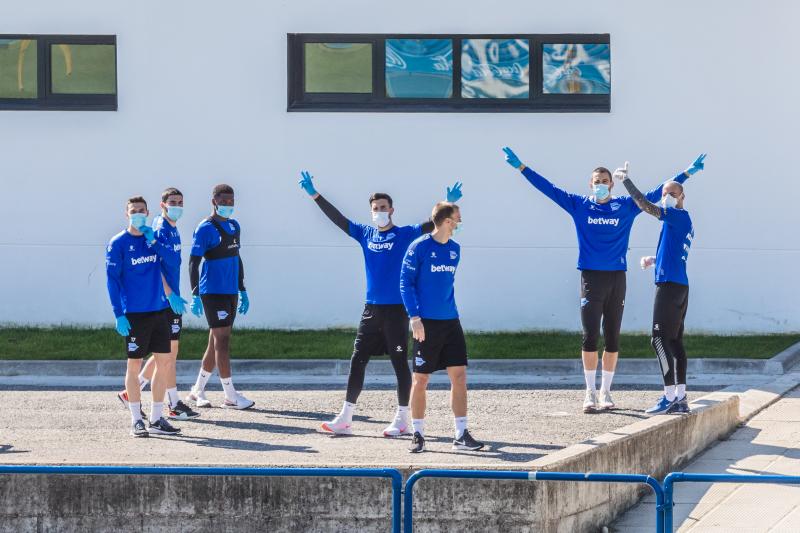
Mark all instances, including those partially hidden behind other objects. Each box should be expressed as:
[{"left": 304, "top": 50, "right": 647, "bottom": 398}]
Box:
[
  {"left": 580, "top": 270, "right": 626, "bottom": 352},
  {"left": 353, "top": 304, "right": 409, "bottom": 358},
  {"left": 201, "top": 293, "right": 238, "bottom": 328},
  {"left": 412, "top": 318, "right": 468, "bottom": 374},
  {"left": 125, "top": 309, "right": 171, "bottom": 359},
  {"left": 652, "top": 282, "right": 689, "bottom": 339},
  {"left": 168, "top": 310, "right": 182, "bottom": 341}
]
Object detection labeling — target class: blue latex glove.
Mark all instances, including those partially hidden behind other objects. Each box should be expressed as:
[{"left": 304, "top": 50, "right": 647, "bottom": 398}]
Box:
[
  {"left": 446, "top": 181, "right": 463, "bottom": 203},
  {"left": 167, "top": 292, "right": 187, "bottom": 315},
  {"left": 298, "top": 171, "right": 318, "bottom": 196},
  {"left": 502, "top": 147, "right": 523, "bottom": 169},
  {"left": 686, "top": 153, "right": 707, "bottom": 175},
  {"left": 138, "top": 225, "right": 155, "bottom": 242},
  {"left": 191, "top": 295, "right": 203, "bottom": 317},
  {"left": 115, "top": 316, "right": 131, "bottom": 337},
  {"left": 238, "top": 291, "right": 249, "bottom": 315}
]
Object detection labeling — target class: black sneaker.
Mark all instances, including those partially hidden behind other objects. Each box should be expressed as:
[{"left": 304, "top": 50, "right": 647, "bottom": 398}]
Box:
[
  {"left": 409, "top": 432, "right": 425, "bottom": 453},
  {"left": 667, "top": 397, "right": 690, "bottom": 415},
  {"left": 148, "top": 417, "right": 181, "bottom": 435},
  {"left": 130, "top": 420, "right": 148, "bottom": 438},
  {"left": 453, "top": 429, "right": 484, "bottom": 451},
  {"left": 168, "top": 400, "right": 200, "bottom": 420}
]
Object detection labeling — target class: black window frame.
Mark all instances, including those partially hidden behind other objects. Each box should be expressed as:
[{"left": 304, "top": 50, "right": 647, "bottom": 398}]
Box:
[
  {"left": 0, "top": 34, "right": 117, "bottom": 111},
  {"left": 288, "top": 33, "right": 610, "bottom": 113}
]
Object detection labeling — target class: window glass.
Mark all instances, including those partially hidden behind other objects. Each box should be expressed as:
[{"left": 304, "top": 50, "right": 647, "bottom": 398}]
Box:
[
  {"left": 0, "top": 39, "right": 37, "bottom": 98},
  {"left": 462, "top": 39, "right": 529, "bottom": 99},
  {"left": 542, "top": 44, "right": 610, "bottom": 94},
  {"left": 304, "top": 43, "right": 372, "bottom": 93},
  {"left": 386, "top": 39, "right": 453, "bottom": 98},
  {"left": 51, "top": 44, "right": 116, "bottom": 94}
]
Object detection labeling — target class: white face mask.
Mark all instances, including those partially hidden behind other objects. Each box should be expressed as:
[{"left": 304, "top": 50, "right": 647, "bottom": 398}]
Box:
[
  {"left": 662, "top": 194, "right": 678, "bottom": 209},
  {"left": 372, "top": 211, "right": 390, "bottom": 227},
  {"left": 452, "top": 221, "right": 462, "bottom": 236}
]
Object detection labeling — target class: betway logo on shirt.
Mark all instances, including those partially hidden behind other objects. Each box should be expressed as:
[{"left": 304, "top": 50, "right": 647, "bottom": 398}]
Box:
[
  {"left": 367, "top": 241, "right": 394, "bottom": 252},
  {"left": 587, "top": 216, "right": 620, "bottom": 226},
  {"left": 431, "top": 264, "right": 456, "bottom": 273},
  {"left": 131, "top": 254, "right": 158, "bottom": 266}
]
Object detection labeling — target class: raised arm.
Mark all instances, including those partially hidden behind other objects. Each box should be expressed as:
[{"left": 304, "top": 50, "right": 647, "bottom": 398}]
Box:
[
  {"left": 614, "top": 163, "right": 662, "bottom": 219},
  {"left": 420, "top": 181, "right": 463, "bottom": 233},
  {"left": 299, "top": 170, "right": 351, "bottom": 235},
  {"left": 644, "top": 153, "right": 706, "bottom": 202},
  {"left": 503, "top": 147, "right": 577, "bottom": 214}
]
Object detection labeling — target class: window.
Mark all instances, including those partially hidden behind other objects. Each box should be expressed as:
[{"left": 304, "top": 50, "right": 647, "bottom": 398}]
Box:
[
  {"left": 288, "top": 33, "right": 609, "bottom": 112},
  {"left": 0, "top": 35, "right": 117, "bottom": 110}
]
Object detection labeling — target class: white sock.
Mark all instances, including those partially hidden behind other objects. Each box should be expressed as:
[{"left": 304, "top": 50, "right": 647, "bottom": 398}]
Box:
[
  {"left": 220, "top": 377, "right": 238, "bottom": 401},
  {"left": 166, "top": 388, "right": 179, "bottom": 409},
  {"left": 397, "top": 405, "right": 410, "bottom": 419},
  {"left": 339, "top": 401, "right": 355, "bottom": 422},
  {"left": 138, "top": 377, "right": 149, "bottom": 391},
  {"left": 149, "top": 402, "right": 163, "bottom": 423},
  {"left": 194, "top": 369, "right": 212, "bottom": 392},
  {"left": 676, "top": 384, "right": 686, "bottom": 399},
  {"left": 584, "top": 369, "right": 597, "bottom": 391},
  {"left": 454, "top": 416, "right": 468, "bottom": 440},
  {"left": 600, "top": 370, "right": 615, "bottom": 393},
  {"left": 412, "top": 418, "right": 425, "bottom": 437},
  {"left": 129, "top": 402, "right": 142, "bottom": 424},
  {"left": 664, "top": 385, "right": 677, "bottom": 402}
]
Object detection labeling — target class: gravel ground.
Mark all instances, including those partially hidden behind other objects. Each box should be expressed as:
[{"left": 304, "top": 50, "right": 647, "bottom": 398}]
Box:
[{"left": 0, "top": 385, "right": 717, "bottom": 468}]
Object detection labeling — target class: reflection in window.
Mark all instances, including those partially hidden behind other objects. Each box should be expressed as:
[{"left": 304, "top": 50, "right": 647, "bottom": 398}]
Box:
[
  {"left": 51, "top": 44, "right": 116, "bottom": 94},
  {"left": 304, "top": 43, "right": 372, "bottom": 93},
  {"left": 385, "top": 39, "right": 452, "bottom": 98},
  {"left": 0, "top": 39, "right": 37, "bottom": 98},
  {"left": 462, "top": 39, "right": 529, "bottom": 99},
  {"left": 543, "top": 44, "right": 610, "bottom": 94}
]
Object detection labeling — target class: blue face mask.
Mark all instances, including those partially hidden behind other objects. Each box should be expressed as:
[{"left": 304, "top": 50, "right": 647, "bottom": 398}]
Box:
[
  {"left": 216, "top": 205, "right": 234, "bottom": 218},
  {"left": 452, "top": 222, "right": 463, "bottom": 236},
  {"left": 129, "top": 213, "right": 147, "bottom": 229},
  {"left": 593, "top": 183, "right": 610, "bottom": 201},
  {"left": 166, "top": 206, "right": 183, "bottom": 221}
]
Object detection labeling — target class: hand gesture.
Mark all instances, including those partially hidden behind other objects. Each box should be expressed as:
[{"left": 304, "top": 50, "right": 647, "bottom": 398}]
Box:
[
  {"left": 502, "top": 147, "right": 523, "bottom": 169},
  {"left": 299, "top": 170, "right": 318, "bottom": 196},
  {"left": 446, "top": 181, "right": 463, "bottom": 203},
  {"left": 613, "top": 161, "right": 629, "bottom": 181},
  {"left": 687, "top": 153, "right": 707, "bottom": 175}
]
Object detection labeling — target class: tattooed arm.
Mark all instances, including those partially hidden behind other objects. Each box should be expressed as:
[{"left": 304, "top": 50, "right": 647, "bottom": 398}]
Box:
[{"left": 622, "top": 177, "right": 662, "bottom": 219}]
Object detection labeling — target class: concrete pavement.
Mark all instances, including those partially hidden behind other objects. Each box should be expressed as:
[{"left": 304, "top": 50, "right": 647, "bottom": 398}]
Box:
[{"left": 612, "top": 385, "right": 800, "bottom": 532}]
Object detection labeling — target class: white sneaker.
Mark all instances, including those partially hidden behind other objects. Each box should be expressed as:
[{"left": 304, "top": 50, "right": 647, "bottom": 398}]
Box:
[
  {"left": 583, "top": 390, "right": 598, "bottom": 413},
  {"left": 321, "top": 416, "right": 353, "bottom": 435},
  {"left": 222, "top": 393, "right": 255, "bottom": 410},
  {"left": 185, "top": 388, "right": 212, "bottom": 408},
  {"left": 383, "top": 413, "right": 412, "bottom": 437},
  {"left": 598, "top": 390, "right": 616, "bottom": 410}
]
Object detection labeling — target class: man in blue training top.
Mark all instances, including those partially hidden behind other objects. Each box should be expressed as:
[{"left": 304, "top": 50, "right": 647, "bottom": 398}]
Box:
[
  {"left": 185, "top": 184, "right": 253, "bottom": 410},
  {"left": 502, "top": 147, "right": 705, "bottom": 413},
  {"left": 298, "top": 170, "right": 463, "bottom": 437},
  {"left": 106, "top": 196, "right": 182, "bottom": 437},
  {"left": 615, "top": 161, "right": 702, "bottom": 415},
  {"left": 401, "top": 202, "right": 484, "bottom": 454},
  {"left": 117, "top": 188, "right": 199, "bottom": 421}
]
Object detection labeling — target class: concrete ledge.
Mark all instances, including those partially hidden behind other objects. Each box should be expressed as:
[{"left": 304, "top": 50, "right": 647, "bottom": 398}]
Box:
[
  {"left": 406, "top": 393, "right": 740, "bottom": 532},
  {"left": 0, "top": 354, "right": 792, "bottom": 378}
]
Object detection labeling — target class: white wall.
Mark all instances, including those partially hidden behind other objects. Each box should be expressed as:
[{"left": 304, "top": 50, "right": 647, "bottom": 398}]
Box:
[{"left": 1, "top": 0, "right": 798, "bottom": 333}]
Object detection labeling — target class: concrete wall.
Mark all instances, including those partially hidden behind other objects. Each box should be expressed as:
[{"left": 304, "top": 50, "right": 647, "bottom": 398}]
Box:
[{"left": 1, "top": 0, "right": 798, "bottom": 332}]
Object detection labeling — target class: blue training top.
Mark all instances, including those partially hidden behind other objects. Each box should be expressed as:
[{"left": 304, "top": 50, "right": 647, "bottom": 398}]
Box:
[
  {"left": 654, "top": 207, "right": 694, "bottom": 286},
  {"left": 520, "top": 167, "right": 688, "bottom": 271},
  {"left": 400, "top": 234, "right": 460, "bottom": 320},
  {"left": 153, "top": 215, "right": 182, "bottom": 297},
  {"left": 106, "top": 230, "right": 175, "bottom": 317},
  {"left": 349, "top": 222, "right": 424, "bottom": 305},
  {"left": 190, "top": 218, "right": 241, "bottom": 295}
]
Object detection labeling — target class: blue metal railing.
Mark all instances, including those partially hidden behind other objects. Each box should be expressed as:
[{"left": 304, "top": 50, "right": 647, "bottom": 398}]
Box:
[
  {"left": 403, "top": 469, "right": 665, "bottom": 533},
  {"left": 0, "top": 465, "right": 403, "bottom": 533},
  {"left": 663, "top": 472, "right": 800, "bottom": 532}
]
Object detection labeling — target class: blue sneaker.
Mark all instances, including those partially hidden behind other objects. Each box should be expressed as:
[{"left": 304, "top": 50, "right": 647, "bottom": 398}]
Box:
[
  {"left": 645, "top": 395, "right": 675, "bottom": 415},
  {"left": 667, "top": 396, "right": 690, "bottom": 414}
]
